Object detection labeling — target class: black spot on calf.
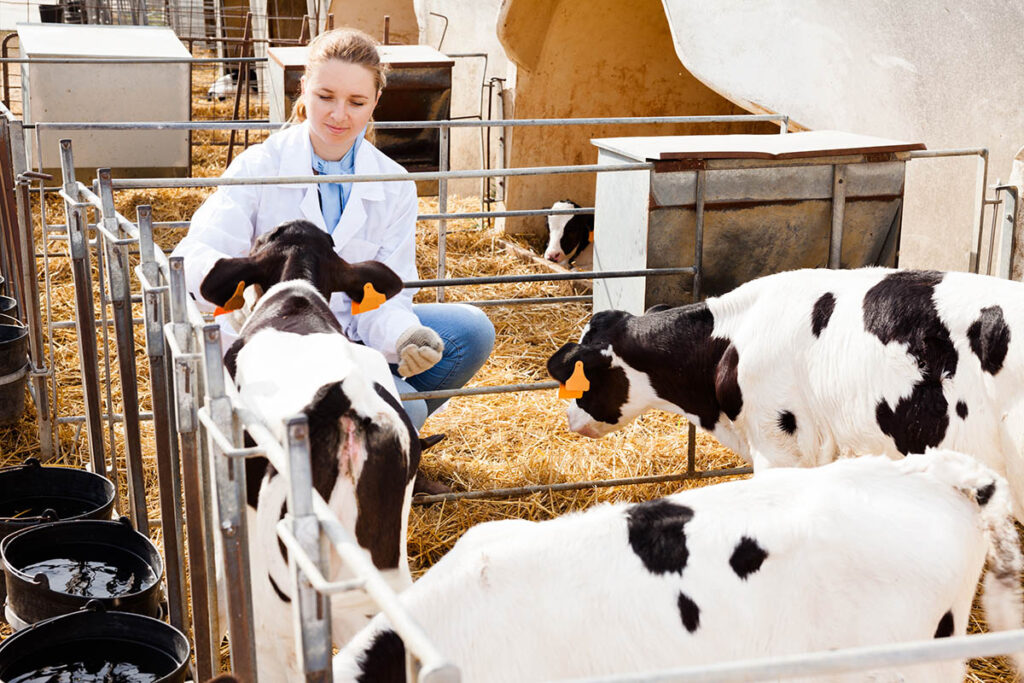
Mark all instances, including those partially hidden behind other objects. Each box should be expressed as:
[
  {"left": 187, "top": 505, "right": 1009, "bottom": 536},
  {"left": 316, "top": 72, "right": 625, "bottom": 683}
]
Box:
[
  {"left": 811, "top": 292, "right": 836, "bottom": 337},
  {"left": 677, "top": 592, "right": 701, "bottom": 633},
  {"left": 976, "top": 482, "right": 996, "bottom": 506},
  {"left": 967, "top": 305, "right": 1011, "bottom": 375},
  {"left": 730, "top": 536, "right": 769, "bottom": 579},
  {"left": 863, "top": 271, "right": 956, "bottom": 454},
  {"left": 357, "top": 629, "right": 406, "bottom": 683},
  {"left": 778, "top": 411, "right": 797, "bottom": 435},
  {"left": 934, "top": 610, "right": 954, "bottom": 638},
  {"left": 956, "top": 401, "right": 968, "bottom": 420},
  {"left": 715, "top": 345, "right": 743, "bottom": 421},
  {"left": 626, "top": 499, "right": 694, "bottom": 575}
]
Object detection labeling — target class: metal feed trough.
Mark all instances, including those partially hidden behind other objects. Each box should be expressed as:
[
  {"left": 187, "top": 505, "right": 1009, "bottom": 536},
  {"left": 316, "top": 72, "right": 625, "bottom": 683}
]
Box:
[{"left": 0, "top": 82, "right": 1020, "bottom": 679}]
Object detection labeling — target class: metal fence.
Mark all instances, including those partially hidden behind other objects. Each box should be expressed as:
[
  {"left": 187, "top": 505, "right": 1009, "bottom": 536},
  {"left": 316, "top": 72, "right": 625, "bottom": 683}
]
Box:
[{"left": 2, "top": 105, "right": 1021, "bottom": 680}]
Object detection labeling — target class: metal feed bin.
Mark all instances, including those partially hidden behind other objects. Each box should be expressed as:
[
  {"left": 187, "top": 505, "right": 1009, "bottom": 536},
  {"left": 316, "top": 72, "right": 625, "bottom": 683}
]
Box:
[
  {"left": 590, "top": 131, "right": 925, "bottom": 314},
  {"left": 17, "top": 24, "right": 191, "bottom": 177},
  {"left": 267, "top": 44, "right": 453, "bottom": 188}
]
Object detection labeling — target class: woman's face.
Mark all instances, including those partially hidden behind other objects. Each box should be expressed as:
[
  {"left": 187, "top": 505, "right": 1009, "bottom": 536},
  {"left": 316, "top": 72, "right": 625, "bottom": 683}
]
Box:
[{"left": 302, "top": 58, "right": 380, "bottom": 160}]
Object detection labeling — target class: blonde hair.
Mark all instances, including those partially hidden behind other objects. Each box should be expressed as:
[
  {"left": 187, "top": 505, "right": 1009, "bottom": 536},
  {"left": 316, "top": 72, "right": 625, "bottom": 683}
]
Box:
[{"left": 290, "top": 27, "right": 388, "bottom": 141}]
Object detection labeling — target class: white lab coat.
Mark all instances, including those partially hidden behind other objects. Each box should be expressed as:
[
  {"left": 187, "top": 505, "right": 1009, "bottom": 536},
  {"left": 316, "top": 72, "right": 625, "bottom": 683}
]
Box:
[{"left": 172, "top": 120, "right": 420, "bottom": 363}]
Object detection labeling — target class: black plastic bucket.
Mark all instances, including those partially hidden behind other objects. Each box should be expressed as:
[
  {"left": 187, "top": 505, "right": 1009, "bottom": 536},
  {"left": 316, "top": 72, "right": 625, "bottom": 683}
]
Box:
[
  {"left": 0, "top": 458, "right": 116, "bottom": 623},
  {"left": 0, "top": 601, "right": 190, "bottom": 683},
  {"left": 0, "top": 313, "right": 29, "bottom": 425},
  {"left": 2, "top": 518, "right": 164, "bottom": 628},
  {"left": 0, "top": 295, "right": 16, "bottom": 316}
]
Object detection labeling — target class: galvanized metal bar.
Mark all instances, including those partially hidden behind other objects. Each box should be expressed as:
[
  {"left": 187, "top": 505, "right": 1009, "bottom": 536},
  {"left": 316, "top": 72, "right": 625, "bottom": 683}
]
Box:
[
  {"left": 168, "top": 259, "right": 218, "bottom": 681},
  {"left": 971, "top": 150, "right": 990, "bottom": 273},
  {"left": 137, "top": 205, "right": 187, "bottom": 635},
  {"left": 437, "top": 126, "right": 450, "bottom": 303},
  {"left": 986, "top": 182, "right": 1002, "bottom": 276},
  {"left": 275, "top": 523, "right": 366, "bottom": 595},
  {"left": 285, "top": 415, "right": 333, "bottom": 682},
  {"left": 313, "top": 508, "right": 459, "bottom": 683},
  {"left": 404, "top": 267, "right": 693, "bottom": 289},
  {"left": 688, "top": 169, "right": 707, "bottom": 473},
  {"left": 109, "top": 162, "right": 655, "bottom": 189},
  {"left": 468, "top": 295, "right": 592, "bottom": 307},
  {"left": 32, "top": 114, "right": 787, "bottom": 133},
  {"left": 10, "top": 120, "right": 53, "bottom": 458},
  {"left": 828, "top": 164, "right": 847, "bottom": 269},
  {"left": 0, "top": 56, "right": 266, "bottom": 64},
  {"left": 56, "top": 412, "right": 154, "bottom": 424},
  {"left": 97, "top": 168, "right": 149, "bottom": 532},
  {"left": 400, "top": 381, "right": 558, "bottom": 402},
  {"left": 412, "top": 466, "right": 753, "bottom": 505},
  {"left": 59, "top": 140, "right": 107, "bottom": 479},
  {"left": 202, "top": 324, "right": 257, "bottom": 681},
  {"left": 566, "top": 628, "right": 1024, "bottom": 683},
  {"left": 92, "top": 203, "right": 121, "bottom": 515},
  {"left": 51, "top": 317, "right": 146, "bottom": 330},
  {"left": 996, "top": 185, "right": 1018, "bottom": 279},
  {"left": 234, "top": 409, "right": 458, "bottom": 682}
]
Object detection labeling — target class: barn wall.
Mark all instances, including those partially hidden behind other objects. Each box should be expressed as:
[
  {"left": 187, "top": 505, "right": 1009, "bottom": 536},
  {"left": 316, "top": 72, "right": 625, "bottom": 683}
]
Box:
[
  {"left": 326, "top": 0, "right": 418, "bottom": 45},
  {"left": 497, "top": 0, "right": 776, "bottom": 237},
  {"left": 416, "top": 0, "right": 508, "bottom": 197}
]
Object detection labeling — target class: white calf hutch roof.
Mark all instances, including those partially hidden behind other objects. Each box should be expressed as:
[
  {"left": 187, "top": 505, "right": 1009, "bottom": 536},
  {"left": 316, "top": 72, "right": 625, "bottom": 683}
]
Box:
[
  {"left": 590, "top": 131, "right": 926, "bottom": 314},
  {"left": 17, "top": 23, "right": 191, "bottom": 176}
]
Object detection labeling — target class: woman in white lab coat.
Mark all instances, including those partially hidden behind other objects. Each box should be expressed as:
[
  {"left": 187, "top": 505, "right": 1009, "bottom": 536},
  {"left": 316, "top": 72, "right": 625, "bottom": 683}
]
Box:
[{"left": 173, "top": 28, "right": 494, "bottom": 490}]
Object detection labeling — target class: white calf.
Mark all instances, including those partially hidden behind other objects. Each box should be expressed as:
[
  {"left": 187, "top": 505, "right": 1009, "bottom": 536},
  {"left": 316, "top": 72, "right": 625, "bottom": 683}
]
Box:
[
  {"left": 201, "top": 220, "right": 418, "bottom": 681},
  {"left": 336, "top": 450, "right": 1024, "bottom": 682},
  {"left": 548, "top": 267, "right": 1024, "bottom": 518},
  {"left": 544, "top": 199, "right": 593, "bottom": 270}
]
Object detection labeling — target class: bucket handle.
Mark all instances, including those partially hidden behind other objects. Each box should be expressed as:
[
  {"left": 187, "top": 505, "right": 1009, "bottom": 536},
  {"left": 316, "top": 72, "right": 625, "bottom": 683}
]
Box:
[
  {"left": 0, "top": 361, "right": 29, "bottom": 387},
  {"left": 0, "top": 312, "right": 24, "bottom": 329}
]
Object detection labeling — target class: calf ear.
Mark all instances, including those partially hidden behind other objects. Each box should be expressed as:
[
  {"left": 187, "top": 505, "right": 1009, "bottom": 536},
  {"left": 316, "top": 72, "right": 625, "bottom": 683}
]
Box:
[
  {"left": 331, "top": 260, "right": 404, "bottom": 302},
  {"left": 548, "top": 342, "right": 612, "bottom": 383},
  {"left": 200, "top": 256, "right": 265, "bottom": 307}
]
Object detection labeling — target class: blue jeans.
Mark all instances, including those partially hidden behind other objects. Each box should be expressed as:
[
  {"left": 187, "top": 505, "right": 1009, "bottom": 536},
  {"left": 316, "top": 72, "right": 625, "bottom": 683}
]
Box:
[{"left": 391, "top": 303, "right": 495, "bottom": 430}]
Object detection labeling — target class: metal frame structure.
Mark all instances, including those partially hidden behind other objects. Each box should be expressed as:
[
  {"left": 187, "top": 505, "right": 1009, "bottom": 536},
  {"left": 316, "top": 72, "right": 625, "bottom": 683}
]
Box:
[{"left": 0, "top": 102, "right": 1017, "bottom": 679}]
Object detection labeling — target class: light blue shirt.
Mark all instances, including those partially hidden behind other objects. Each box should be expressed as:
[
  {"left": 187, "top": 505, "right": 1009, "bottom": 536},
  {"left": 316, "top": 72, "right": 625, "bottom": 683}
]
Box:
[{"left": 312, "top": 133, "right": 362, "bottom": 233}]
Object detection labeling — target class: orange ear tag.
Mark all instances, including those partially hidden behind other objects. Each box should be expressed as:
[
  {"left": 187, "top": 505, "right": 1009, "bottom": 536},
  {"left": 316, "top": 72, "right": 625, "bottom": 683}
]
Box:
[
  {"left": 558, "top": 360, "right": 590, "bottom": 400},
  {"left": 588, "top": 230, "right": 594, "bottom": 243},
  {"left": 213, "top": 280, "right": 246, "bottom": 317},
  {"left": 351, "top": 282, "right": 387, "bottom": 315}
]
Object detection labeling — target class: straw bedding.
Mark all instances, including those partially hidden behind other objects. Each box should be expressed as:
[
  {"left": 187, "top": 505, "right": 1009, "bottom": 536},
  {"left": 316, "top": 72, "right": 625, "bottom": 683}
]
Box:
[{"left": 0, "top": 65, "right": 1017, "bottom": 683}]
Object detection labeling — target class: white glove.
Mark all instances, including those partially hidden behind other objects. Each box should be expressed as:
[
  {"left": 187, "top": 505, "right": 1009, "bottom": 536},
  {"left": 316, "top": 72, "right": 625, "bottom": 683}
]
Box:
[{"left": 396, "top": 325, "right": 444, "bottom": 378}]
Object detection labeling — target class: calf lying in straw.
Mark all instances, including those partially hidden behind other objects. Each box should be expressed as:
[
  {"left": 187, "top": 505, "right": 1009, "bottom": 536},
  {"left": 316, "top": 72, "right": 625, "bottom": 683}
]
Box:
[{"left": 336, "top": 449, "right": 1024, "bottom": 682}]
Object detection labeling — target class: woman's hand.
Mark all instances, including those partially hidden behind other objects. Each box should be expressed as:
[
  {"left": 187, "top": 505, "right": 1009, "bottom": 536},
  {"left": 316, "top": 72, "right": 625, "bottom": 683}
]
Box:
[{"left": 396, "top": 325, "right": 444, "bottom": 378}]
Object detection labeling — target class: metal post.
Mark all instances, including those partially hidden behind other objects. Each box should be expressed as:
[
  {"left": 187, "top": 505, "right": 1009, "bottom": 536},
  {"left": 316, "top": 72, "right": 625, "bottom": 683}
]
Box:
[
  {"left": 202, "top": 324, "right": 257, "bottom": 681},
  {"left": 828, "top": 164, "right": 847, "bottom": 269},
  {"left": 97, "top": 168, "right": 148, "bottom": 531},
  {"left": 168, "top": 258, "right": 217, "bottom": 680},
  {"left": 437, "top": 126, "right": 449, "bottom": 303},
  {"left": 137, "top": 205, "right": 186, "bottom": 634},
  {"left": 10, "top": 120, "right": 53, "bottom": 458},
  {"left": 59, "top": 140, "right": 107, "bottom": 479},
  {"left": 970, "top": 150, "right": 990, "bottom": 273},
  {"left": 688, "top": 168, "right": 707, "bottom": 472},
  {"left": 995, "top": 185, "right": 1018, "bottom": 280},
  {"left": 285, "top": 415, "right": 333, "bottom": 682}
]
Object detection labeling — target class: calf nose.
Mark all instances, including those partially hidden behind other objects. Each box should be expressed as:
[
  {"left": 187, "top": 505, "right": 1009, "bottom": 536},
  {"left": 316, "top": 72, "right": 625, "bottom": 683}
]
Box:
[{"left": 546, "top": 251, "right": 563, "bottom": 263}]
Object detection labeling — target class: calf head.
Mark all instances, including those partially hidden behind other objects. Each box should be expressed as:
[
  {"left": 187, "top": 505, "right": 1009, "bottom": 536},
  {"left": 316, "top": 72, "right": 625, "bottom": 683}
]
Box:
[
  {"left": 547, "top": 309, "right": 652, "bottom": 437},
  {"left": 200, "top": 219, "right": 403, "bottom": 310},
  {"left": 545, "top": 200, "right": 592, "bottom": 265}
]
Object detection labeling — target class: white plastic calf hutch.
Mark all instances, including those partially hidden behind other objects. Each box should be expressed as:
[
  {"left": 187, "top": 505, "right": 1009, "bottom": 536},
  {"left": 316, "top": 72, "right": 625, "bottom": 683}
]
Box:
[
  {"left": 591, "top": 130, "right": 925, "bottom": 314},
  {"left": 17, "top": 23, "right": 191, "bottom": 177}
]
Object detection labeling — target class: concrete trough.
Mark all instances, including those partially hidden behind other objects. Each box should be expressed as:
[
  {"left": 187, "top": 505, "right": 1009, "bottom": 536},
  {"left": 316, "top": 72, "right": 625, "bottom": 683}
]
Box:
[{"left": 591, "top": 130, "right": 925, "bottom": 313}]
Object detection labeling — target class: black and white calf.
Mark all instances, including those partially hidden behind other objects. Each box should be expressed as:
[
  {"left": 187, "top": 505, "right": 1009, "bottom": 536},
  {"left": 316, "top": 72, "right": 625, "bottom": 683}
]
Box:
[
  {"left": 544, "top": 199, "right": 593, "bottom": 270},
  {"left": 547, "top": 267, "right": 1024, "bottom": 518},
  {"left": 335, "top": 450, "right": 1024, "bottom": 682},
  {"left": 206, "top": 67, "right": 260, "bottom": 101},
  {"left": 201, "top": 220, "right": 424, "bottom": 681}
]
